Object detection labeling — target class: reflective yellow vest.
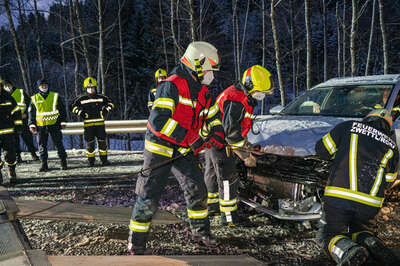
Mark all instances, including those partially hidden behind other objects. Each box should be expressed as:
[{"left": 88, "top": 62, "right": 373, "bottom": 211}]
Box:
[
  {"left": 11, "top": 88, "right": 26, "bottom": 114},
  {"left": 31, "top": 92, "right": 60, "bottom": 126}
]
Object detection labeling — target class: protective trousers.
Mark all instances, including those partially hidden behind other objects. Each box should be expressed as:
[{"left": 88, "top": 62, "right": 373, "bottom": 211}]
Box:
[
  {"left": 204, "top": 146, "right": 240, "bottom": 224},
  {"left": 129, "top": 149, "right": 209, "bottom": 249},
  {"left": 84, "top": 125, "right": 108, "bottom": 162},
  {"left": 15, "top": 120, "right": 37, "bottom": 156},
  {"left": 0, "top": 133, "right": 17, "bottom": 169},
  {"left": 317, "top": 202, "right": 378, "bottom": 264},
  {"left": 36, "top": 125, "right": 67, "bottom": 161}
]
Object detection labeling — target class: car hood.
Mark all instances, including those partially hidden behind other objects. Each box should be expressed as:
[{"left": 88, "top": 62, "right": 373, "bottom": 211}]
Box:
[{"left": 248, "top": 115, "right": 357, "bottom": 156}]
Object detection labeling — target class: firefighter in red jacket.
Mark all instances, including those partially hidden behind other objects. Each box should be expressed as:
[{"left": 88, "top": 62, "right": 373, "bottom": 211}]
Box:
[
  {"left": 128, "top": 41, "right": 225, "bottom": 255},
  {"left": 147, "top": 68, "right": 167, "bottom": 112},
  {"left": 71, "top": 77, "right": 114, "bottom": 167},
  {"left": 315, "top": 109, "right": 400, "bottom": 266},
  {"left": 204, "top": 65, "right": 274, "bottom": 226}
]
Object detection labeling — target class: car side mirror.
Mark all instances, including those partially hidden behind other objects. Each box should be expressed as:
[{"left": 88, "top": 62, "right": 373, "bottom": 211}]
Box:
[{"left": 269, "top": 105, "right": 284, "bottom": 114}]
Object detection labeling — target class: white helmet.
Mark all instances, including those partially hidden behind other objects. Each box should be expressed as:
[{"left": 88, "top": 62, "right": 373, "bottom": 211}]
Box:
[{"left": 181, "top": 41, "right": 220, "bottom": 80}]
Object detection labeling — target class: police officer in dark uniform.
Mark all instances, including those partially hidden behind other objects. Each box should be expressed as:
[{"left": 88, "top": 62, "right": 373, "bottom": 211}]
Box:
[
  {"left": 28, "top": 80, "right": 68, "bottom": 172},
  {"left": 0, "top": 78, "right": 20, "bottom": 184},
  {"left": 71, "top": 77, "right": 114, "bottom": 167},
  {"left": 147, "top": 68, "right": 167, "bottom": 112},
  {"left": 315, "top": 109, "right": 400, "bottom": 266},
  {"left": 3, "top": 80, "right": 39, "bottom": 162},
  {"left": 128, "top": 41, "right": 225, "bottom": 255},
  {"left": 204, "top": 65, "right": 274, "bottom": 226}
]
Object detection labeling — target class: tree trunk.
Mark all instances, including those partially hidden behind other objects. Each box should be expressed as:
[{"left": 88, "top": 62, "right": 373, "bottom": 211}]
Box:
[
  {"left": 378, "top": 0, "right": 388, "bottom": 74},
  {"left": 69, "top": 0, "right": 79, "bottom": 98},
  {"left": 240, "top": 0, "right": 250, "bottom": 63},
  {"left": 16, "top": 0, "right": 32, "bottom": 93},
  {"left": 271, "top": 0, "right": 285, "bottom": 106},
  {"left": 118, "top": 0, "right": 128, "bottom": 119},
  {"left": 336, "top": 1, "right": 342, "bottom": 77},
  {"left": 188, "top": 0, "right": 197, "bottom": 42},
  {"left": 159, "top": 0, "right": 168, "bottom": 71},
  {"left": 305, "top": 0, "right": 312, "bottom": 89},
  {"left": 170, "top": 0, "right": 180, "bottom": 61},
  {"left": 365, "top": 0, "right": 376, "bottom": 76},
  {"left": 261, "top": 0, "right": 266, "bottom": 114},
  {"left": 342, "top": 0, "right": 347, "bottom": 76},
  {"left": 33, "top": 0, "right": 45, "bottom": 79},
  {"left": 74, "top": 0, "right": 93, "bottom": 76},
  {"left": 232, "top": 0, "right": 240, "bottom": 81},
  {"left": 322, "top": 0, "right": 327, "bottom": 81},
  {"left": 289, "top": 0, "right": 297, "bottom": 97},
  {"left": 350, "top": 0, "right": 357, "bottom": 76},
  {"left": 98, "top": 0, "right": 106, "bottom": 94},
  {"left": 4, "top": 0, "right": 30, "bottom": 94}
]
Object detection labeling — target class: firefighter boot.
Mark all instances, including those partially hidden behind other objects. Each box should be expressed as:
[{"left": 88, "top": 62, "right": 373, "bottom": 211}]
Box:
[
  {"left": 39, "top": 160, "right": 48, "bottom": 172},
  {"left": 100, "top": 155, "right": 110, "bottom": 166},
  {"left": 0, "top": 169, "right": 3, "bottom": 185},
  {"left": 8, "top": 166, "right": 17, "bottom": 185},
  {"left": 16, "top": 154, "right": 23, "bottom": 164},
  {"left": 128, "top": 229, "right": 152, "bottom": 255},
  {"left": 354, "top": 232, "right": 400, "bottom": 266},
  {"left": 330, "top": 237, "right": 369, "bottom": 266},
  {"left": 220, "top": 211, "right": 251, "bottom": 227},
  {"left": 61, "top": 158, "right": 68, "bottom": 170},
  {"left": 88, "top": 157, "right": 95, "bottom": 167}
]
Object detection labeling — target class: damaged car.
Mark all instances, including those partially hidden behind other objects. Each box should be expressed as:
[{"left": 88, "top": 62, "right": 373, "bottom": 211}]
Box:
[{"left": 240, "top": 74, "right": 400, "bottom": 221}]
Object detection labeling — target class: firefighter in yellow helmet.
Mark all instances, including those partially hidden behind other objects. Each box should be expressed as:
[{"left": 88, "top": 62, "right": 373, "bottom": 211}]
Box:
[
  {"left": 28, "top": 79, "right": 68, "bottom": 172},
  {"left": 147, "top": 68, "right": 167, "bottom": 112},
  {"left": 315, "top": 109, "right": 400, "bottom": 265},
  {"left": 70, "top": 77, "right": 114, "bottom": 167},
  {"left": 204, "top": 65, "right": 274, "bottom": 226},
  {"left": 0, "top": 78, "right": 21, "bottom": 184}
]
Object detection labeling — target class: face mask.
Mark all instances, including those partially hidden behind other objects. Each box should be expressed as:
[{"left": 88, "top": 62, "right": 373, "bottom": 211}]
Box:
[
  {"left": 39, "top": 85, "right": 48, "bottom": 93},
  {"left": 4, "top": 86, "right": 12, "bottom": 93},
  {"left": 251, "top": 91, "right": 266, "bottom": 101},
  {"left": 201, "top": 71, "right": 214, "bottom": 86},
  {"left": 87, "top": 88, "right": 96, "bottom": 95}
]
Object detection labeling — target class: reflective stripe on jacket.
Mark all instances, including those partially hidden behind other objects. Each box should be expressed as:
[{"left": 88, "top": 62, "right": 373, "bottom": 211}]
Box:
[
  {"left": 148, "top": 74, "right": 212, "bottom": 147},
  {"left": 31, "top": 92, "right": 59, "bottom": 126}
]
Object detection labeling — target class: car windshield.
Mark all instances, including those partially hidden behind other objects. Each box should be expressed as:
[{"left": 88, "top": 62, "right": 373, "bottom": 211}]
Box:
[{"left": 281, "top": 85, "right": 394, "bottom": 117}]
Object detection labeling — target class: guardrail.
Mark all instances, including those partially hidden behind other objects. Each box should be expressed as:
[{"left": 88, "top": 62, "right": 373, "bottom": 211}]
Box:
[{"left": 61, "top": 120, "right": 147, "bottom": 135}]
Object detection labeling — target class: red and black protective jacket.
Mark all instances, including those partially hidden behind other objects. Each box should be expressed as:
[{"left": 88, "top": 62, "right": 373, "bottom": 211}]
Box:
[
  {"left": 216, "top": 85, "right": 257, "bottom": 149},
  {"left": 145, "top": 64, "right": 224, "bottom": 157}
]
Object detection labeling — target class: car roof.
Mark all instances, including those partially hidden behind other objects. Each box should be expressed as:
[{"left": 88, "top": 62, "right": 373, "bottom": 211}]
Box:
[{"left": 313, "top": 74, "right": 400, "bottom": 88}]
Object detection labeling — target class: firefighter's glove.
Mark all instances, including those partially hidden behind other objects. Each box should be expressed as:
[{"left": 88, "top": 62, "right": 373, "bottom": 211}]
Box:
[
  {"left": 208, "top": 131, "right": 225, "bottom": 150},
  {"left": 15, "top": 125, "right": 23, "bottom": 134},
  {"left": 190, "top": 136, "right": 206, "bottom": 155}
]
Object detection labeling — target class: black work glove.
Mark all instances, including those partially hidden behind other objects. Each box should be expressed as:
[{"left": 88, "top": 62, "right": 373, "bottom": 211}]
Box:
[
  {"left": 208, "top": 131, "right": 225, "bottom": 150},
  {"left": 190, "top": 136, "right": 206, "bottom": 155}
]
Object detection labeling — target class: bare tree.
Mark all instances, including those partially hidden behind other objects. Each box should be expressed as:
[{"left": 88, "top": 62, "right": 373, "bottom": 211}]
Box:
[
  {"left": 342, "top": 0, "right": 347, "bottom": 76},
  {"left": 98, "top": 0, "right": 106, "bottom": 94},
  {"left": 336, "top": 1, "right": 342, "bottom": 77},
  {"left": 378, "top": 0, "right": 388, "bottom": 74},
  {"left": 170, "top": 0, "right": 182, "bottom": 62},
  {"left": 74, "top": 0, "right": 93, "bottom": 76},
  {"left": 232, "top": 0, "right": 240, "bottom": 81},
  {"left": 33, "top": 0, "right": 45, "bottom": 79},
  {"left": 240, "top": 0, "right": 250, "bottom": 63},
  {"left": 322, "top": 0, "right": 327, "bottom": 81},
  {"left": 4, "top": 0, "right": 30, "bottom": 94},
  {"left": 289, "top": 0, "right": 297, "bottom": 96},
  {"left": 305, "top": 0, "right": 312, "bottom": 89},
  {"left": 350, "top": 0, "right": 358, "bottom": 76},
  {"left": 118, "top": 0, "right": 128, "bottom": 119},
  {"left": 16, "top": 0, "right": 32, "bottom": 90},
  {"left": 68, "top": 0, "right": 79, "bottom": 98},
  {"left": 271, "top": 0, "right": 285, "bottom": 106},
  {"left": 159, "top": 0, "right": 168, "bottom": 71},
  {"left": 188, "top": 0, "right": 197, "bottom": 42},
  {"left": 365, "top": 0, "right": 376, "bottom": 76}
]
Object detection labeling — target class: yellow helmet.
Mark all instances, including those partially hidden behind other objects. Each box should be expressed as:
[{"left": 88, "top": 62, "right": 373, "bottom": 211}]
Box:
[
  {"left": 84, "top": 77, "right": 98, "bottom": 88},
  {"left": 181, "top": 41, "right": 220, "bottom": 80},
  {"left": 242, "top": 65, "right": 273, "bottom": 94},
  {"left": 155, "top": 68, "right": 167, "bottom": 82},
  {"left": 364, "top": 108, "right": 393, "bottom": 128}
]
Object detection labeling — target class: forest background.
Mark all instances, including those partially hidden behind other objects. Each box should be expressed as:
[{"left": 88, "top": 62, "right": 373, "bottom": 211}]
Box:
[{"left": 0, "top": 0, "right": 398, "bottom": 121}]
